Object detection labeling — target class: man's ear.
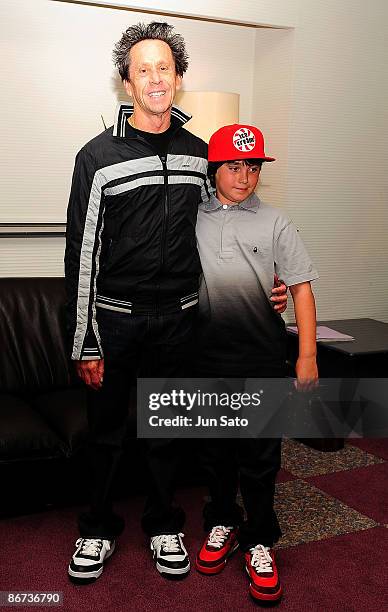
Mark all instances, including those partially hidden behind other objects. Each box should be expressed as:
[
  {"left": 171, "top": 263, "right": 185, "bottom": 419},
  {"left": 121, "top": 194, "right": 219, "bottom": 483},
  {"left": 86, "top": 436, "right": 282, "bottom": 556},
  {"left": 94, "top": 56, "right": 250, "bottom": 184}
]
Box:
[
  {"left": 123, "top": 79, "right": 133, "bottom": 98},
  {"left": 175, "top": 74, "right": 183, "bottom": 92}
]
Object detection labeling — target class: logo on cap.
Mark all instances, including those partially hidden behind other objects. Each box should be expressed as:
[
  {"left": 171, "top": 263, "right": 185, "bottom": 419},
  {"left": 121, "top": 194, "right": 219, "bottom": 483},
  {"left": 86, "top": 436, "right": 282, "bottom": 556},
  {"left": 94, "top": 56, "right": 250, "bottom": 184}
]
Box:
[{"left": 233, "top": 128, "right": 256, "bottom": 152}]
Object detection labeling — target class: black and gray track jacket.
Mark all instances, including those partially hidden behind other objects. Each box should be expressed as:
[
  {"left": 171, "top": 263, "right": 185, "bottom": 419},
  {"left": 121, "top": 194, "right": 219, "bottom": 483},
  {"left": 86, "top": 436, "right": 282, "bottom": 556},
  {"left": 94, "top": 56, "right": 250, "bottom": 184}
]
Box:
[{"left": 65, "top": 103, "right": 210, "bottom": 361}]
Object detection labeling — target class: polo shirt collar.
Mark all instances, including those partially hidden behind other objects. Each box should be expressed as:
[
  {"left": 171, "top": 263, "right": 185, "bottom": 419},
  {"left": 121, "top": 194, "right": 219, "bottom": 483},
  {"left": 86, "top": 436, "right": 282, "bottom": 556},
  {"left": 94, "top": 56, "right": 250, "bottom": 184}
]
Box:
[{"left": 199, "top": 192, "right": 261, "bottom": 213}]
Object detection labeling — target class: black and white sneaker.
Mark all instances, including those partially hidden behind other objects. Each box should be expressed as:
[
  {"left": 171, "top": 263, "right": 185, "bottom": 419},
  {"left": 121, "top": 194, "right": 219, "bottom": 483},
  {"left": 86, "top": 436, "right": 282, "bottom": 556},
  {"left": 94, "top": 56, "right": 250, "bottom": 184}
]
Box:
[
  {"left": 150, "top": 533, "right": 190, "bottom": 579},
  {"left": 68, "top": 538, "right": 115, "bottom": 583}
]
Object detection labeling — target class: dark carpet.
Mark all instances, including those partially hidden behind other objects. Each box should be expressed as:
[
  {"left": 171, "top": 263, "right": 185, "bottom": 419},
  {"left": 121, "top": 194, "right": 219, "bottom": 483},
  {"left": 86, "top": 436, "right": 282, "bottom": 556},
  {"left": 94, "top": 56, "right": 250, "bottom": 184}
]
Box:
[{"left": 0, "top": 439, "right": 387, "bottom": 611}]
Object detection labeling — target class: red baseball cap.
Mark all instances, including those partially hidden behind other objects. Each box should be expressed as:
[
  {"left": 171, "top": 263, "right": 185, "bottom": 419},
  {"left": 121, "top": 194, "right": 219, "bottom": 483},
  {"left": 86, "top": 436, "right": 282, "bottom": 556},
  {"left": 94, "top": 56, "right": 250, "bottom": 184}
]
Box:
[{"left": 208, "top": 124, "right": 275, "bottom": 163}]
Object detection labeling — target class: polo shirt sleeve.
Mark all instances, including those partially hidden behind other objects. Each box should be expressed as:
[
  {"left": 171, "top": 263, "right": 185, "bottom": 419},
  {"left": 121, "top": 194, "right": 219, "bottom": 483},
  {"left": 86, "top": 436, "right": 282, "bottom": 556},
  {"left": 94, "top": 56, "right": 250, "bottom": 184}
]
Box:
[{"left": 274, "top": 221, "right": 319, "bottom": 287}]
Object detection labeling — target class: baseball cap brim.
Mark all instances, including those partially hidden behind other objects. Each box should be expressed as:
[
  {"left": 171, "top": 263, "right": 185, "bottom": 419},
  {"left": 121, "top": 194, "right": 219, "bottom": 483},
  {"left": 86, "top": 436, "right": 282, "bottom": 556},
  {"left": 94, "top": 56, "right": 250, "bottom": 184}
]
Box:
[{"left": 208, "top": 155, "right": 276, "bottom": 162}]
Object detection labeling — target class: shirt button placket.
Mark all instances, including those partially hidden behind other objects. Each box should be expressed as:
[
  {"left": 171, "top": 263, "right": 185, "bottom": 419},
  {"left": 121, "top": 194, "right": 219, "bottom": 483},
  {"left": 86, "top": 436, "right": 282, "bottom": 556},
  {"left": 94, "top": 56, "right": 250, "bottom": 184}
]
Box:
[
  {"left": 220, "top": 207, "right": 234, "bottom": 257},
  {"left": 219, "top": 206, "right": 227, "bottom": 255}
]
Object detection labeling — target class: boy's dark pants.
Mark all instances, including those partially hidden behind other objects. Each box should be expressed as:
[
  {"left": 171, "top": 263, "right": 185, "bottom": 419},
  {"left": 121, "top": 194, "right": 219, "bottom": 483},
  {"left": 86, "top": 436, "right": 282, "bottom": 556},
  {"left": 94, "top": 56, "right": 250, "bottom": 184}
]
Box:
[
  {"left": 197, "top": 365, "right": 285, "bottom": 551},
  {"left": 78, "top": 306, "right": 197, "bottom": 540}
]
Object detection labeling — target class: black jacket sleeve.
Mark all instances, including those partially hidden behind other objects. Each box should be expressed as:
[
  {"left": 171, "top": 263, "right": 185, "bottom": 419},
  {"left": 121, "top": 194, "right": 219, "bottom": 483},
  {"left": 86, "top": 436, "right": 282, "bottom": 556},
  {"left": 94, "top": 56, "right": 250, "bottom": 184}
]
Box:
[{"left": 64, "top": 146, "right": 104, "bottom": 361}]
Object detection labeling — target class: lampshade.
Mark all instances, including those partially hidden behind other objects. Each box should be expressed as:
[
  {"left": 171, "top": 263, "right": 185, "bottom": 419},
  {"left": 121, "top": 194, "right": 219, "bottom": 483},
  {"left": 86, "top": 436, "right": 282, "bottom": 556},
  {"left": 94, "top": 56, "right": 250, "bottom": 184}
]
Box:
[{"left": 175, "top": 91, "right": 239, "bottom": 143}]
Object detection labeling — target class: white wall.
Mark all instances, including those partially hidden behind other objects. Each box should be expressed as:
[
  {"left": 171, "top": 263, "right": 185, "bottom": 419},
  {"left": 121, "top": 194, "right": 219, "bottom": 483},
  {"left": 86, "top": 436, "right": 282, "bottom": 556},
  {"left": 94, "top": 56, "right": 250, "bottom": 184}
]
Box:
[
  {"left": 292, "top": 0, "right": 388, "bottom": 324},
  {"left": 1, "top": 0, "right": 388, "bottom": 327},
  {"left": 0, "top": 0, "right": 255, "bottom": 275},
  {"left": 72, "top": 0, "right": 300, "bottom": 27},
  {"left": 251, "top": 28, "right": 295, "bottom": 209},
  {"left": 0, "top": 239, "right": 67, "bottom": 278},
  {"left": 252, "top": 0, "right": 388, "bottom": 323},
  {"left": 0, "top": 0, "right": 256, "bottom": 224}
]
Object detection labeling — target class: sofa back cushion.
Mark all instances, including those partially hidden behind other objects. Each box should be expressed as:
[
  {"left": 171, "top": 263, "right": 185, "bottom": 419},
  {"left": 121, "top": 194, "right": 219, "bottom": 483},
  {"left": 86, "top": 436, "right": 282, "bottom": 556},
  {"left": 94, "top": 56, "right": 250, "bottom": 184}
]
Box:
[{"left": 0, "top": 278, "right": 76, "bottom": 392}]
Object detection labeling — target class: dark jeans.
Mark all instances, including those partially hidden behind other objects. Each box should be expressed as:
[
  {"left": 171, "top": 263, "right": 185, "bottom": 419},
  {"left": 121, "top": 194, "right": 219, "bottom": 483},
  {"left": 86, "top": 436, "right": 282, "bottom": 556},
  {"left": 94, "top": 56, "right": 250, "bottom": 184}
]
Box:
[
  {"left": 78, "top": 306, "right": 197, "bottom": 539},
  {"left": 196, "top": 364, "right": 285, "bottom": 551}
]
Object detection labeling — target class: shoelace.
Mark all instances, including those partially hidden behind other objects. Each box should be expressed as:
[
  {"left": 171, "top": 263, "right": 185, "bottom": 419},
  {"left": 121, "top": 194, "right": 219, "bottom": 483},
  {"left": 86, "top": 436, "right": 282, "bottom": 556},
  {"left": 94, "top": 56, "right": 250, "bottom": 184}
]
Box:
[
  {"left": 207, "top": 526, "right": 233, "bottom": 549},
  {"left": 154, "top": 533, "right": 185, "bottom": 553},
  {"left": 76, "top": 538, "right": 105, "bottom": 557},
  {"left": 249, "top": 544, "right": 273, "bottom": 573}
]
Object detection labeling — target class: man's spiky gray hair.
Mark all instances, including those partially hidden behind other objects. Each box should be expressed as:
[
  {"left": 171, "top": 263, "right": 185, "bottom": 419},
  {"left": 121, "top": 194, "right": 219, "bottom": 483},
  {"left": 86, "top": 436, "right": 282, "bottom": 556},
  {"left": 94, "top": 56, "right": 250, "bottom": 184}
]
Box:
[{"left": 113, "top": 21, "right": 189, "bottom": 81}]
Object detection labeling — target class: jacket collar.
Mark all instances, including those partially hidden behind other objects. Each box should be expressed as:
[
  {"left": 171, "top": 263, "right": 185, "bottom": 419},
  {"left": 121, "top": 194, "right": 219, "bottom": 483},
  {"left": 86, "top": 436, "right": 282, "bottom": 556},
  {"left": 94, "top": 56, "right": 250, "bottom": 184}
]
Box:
[
  {"left": 112, "top": 101, "right": 192, "bottom": 138},
  {"left": 199, "top": 192, "right": 261, "bottom": 213}
]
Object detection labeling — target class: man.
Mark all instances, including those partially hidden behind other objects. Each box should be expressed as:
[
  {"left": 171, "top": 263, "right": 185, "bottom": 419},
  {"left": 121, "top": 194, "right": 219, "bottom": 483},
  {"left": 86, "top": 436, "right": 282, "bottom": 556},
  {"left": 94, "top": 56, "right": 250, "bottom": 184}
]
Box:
[{"left": 65, "top": 22, "right": 288, "bottom": 583}]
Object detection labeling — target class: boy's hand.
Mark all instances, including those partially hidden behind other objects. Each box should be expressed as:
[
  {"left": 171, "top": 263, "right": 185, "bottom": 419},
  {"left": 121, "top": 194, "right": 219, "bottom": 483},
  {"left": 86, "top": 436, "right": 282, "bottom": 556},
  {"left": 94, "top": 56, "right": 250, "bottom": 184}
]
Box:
[
  {"left": 271, "top": 274, "right": 288, "bottom": 313},
  {"left": 295, "top": 356, "right": 318, "bottom": 392}
]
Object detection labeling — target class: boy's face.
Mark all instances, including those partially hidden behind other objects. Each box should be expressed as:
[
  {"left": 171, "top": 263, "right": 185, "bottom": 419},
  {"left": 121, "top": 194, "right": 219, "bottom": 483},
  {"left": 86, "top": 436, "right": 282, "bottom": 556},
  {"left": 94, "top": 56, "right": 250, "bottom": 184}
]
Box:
[{"left": 215, "top": 160, "right": 261, "bottom": 206}]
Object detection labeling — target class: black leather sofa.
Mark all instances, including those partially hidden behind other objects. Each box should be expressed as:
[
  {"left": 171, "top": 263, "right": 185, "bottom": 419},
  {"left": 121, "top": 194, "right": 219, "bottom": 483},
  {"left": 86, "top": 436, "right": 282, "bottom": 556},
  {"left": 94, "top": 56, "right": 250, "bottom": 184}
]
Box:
[
  {"left": 0, "top": 278, "right": 87, "bottom": 464},
  {"left": 0, "top": 278, "right": 201, "bottom": 517},
  {"left": 0, "top": 278, "right": 140, "bottom": 516}
]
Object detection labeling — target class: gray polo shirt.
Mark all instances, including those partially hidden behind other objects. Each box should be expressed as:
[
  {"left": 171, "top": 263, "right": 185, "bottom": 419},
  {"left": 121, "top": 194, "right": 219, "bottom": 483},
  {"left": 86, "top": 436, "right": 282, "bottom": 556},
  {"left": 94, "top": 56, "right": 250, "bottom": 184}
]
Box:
[{"left": 195, "top": 193, "right": 319, "bottom": 370}]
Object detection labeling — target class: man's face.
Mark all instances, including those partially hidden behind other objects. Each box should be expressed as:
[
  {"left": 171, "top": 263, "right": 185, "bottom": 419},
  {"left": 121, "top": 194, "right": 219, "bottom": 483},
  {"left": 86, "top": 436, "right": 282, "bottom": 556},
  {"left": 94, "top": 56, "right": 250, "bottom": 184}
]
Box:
[
  {"left": 215, "top": 161, "right": 261, "bottom": 205},
  {"left": 124, "top": 39, "right": 182, "bottom": 118}
]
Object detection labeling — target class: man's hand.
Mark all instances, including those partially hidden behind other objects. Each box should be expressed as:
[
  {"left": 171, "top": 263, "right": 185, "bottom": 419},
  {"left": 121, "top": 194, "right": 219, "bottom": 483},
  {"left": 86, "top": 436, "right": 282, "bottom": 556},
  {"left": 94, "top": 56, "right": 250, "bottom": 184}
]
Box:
[
  {"left": 75, "top": 359, "right": 104, "bottom": 391},
  {"left": 270, "top": 274, "right": 288, "bottom": 313}
]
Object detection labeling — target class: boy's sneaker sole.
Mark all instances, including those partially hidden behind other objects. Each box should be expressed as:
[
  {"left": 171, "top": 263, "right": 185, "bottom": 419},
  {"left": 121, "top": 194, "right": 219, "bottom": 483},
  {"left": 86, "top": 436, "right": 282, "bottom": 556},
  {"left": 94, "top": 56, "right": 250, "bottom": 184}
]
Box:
[
  {"left": 245, "top": 565, "right": 283, "bottom": 603},
  {"left": 195, "top": 541, "right": 239, "bottom": 575},
  {"left": 68, "top": 541, "right": 115, "bottom": 584}
]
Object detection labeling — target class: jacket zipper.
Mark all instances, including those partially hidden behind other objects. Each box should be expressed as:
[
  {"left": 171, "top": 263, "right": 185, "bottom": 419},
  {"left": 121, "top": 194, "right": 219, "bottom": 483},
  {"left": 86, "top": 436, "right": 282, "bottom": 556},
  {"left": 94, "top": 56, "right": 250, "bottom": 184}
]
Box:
[
  {"left": 125, "top": 129, "right": 176, "bottom": 315},
  {"left": 159, "top": 155, "right": 169, "bottom": 271},
  {"left": 155, "top": 155, "right": 169, "bottom": 316}
]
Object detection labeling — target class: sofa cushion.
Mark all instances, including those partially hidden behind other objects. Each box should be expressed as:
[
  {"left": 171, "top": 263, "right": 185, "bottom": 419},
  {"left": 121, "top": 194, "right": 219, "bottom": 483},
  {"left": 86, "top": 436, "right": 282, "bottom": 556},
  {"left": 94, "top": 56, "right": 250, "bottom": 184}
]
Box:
[
  {"left": 0, "top": 278, "right": 76, "bottom": 393},
  {"left": 33, "top": 387, "right": 89, "bottom": 452},
  {"left": 0, "top": 394, "right": 67, "bottom": 461}
]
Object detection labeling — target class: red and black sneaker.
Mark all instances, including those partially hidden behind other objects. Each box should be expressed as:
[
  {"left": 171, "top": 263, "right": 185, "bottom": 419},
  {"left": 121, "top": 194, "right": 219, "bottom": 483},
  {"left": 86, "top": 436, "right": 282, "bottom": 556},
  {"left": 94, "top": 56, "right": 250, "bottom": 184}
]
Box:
[
  {"left": 196, "top": 526, "right": 239, "bottom": 575},
  {"left": 245, "top": 544, "right": 282, "bottom": 603}
]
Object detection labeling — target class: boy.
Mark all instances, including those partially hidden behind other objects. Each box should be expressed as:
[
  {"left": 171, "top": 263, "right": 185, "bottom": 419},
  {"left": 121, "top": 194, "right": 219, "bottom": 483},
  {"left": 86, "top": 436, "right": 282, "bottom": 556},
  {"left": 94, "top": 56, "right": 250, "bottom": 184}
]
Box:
[{"left": 194, "top": 124, "right": 318, "bottom": 602}]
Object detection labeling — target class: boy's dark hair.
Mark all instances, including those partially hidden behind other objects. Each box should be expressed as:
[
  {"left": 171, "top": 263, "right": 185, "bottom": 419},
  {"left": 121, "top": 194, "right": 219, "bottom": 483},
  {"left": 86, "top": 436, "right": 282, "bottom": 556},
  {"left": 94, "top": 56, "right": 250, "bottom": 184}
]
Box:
[
  {"left": 207, "top": 159, "right": 263, "bottom": 189},
  {"left": 113, "top": 21, "right": 189, "bottom": 81}
]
